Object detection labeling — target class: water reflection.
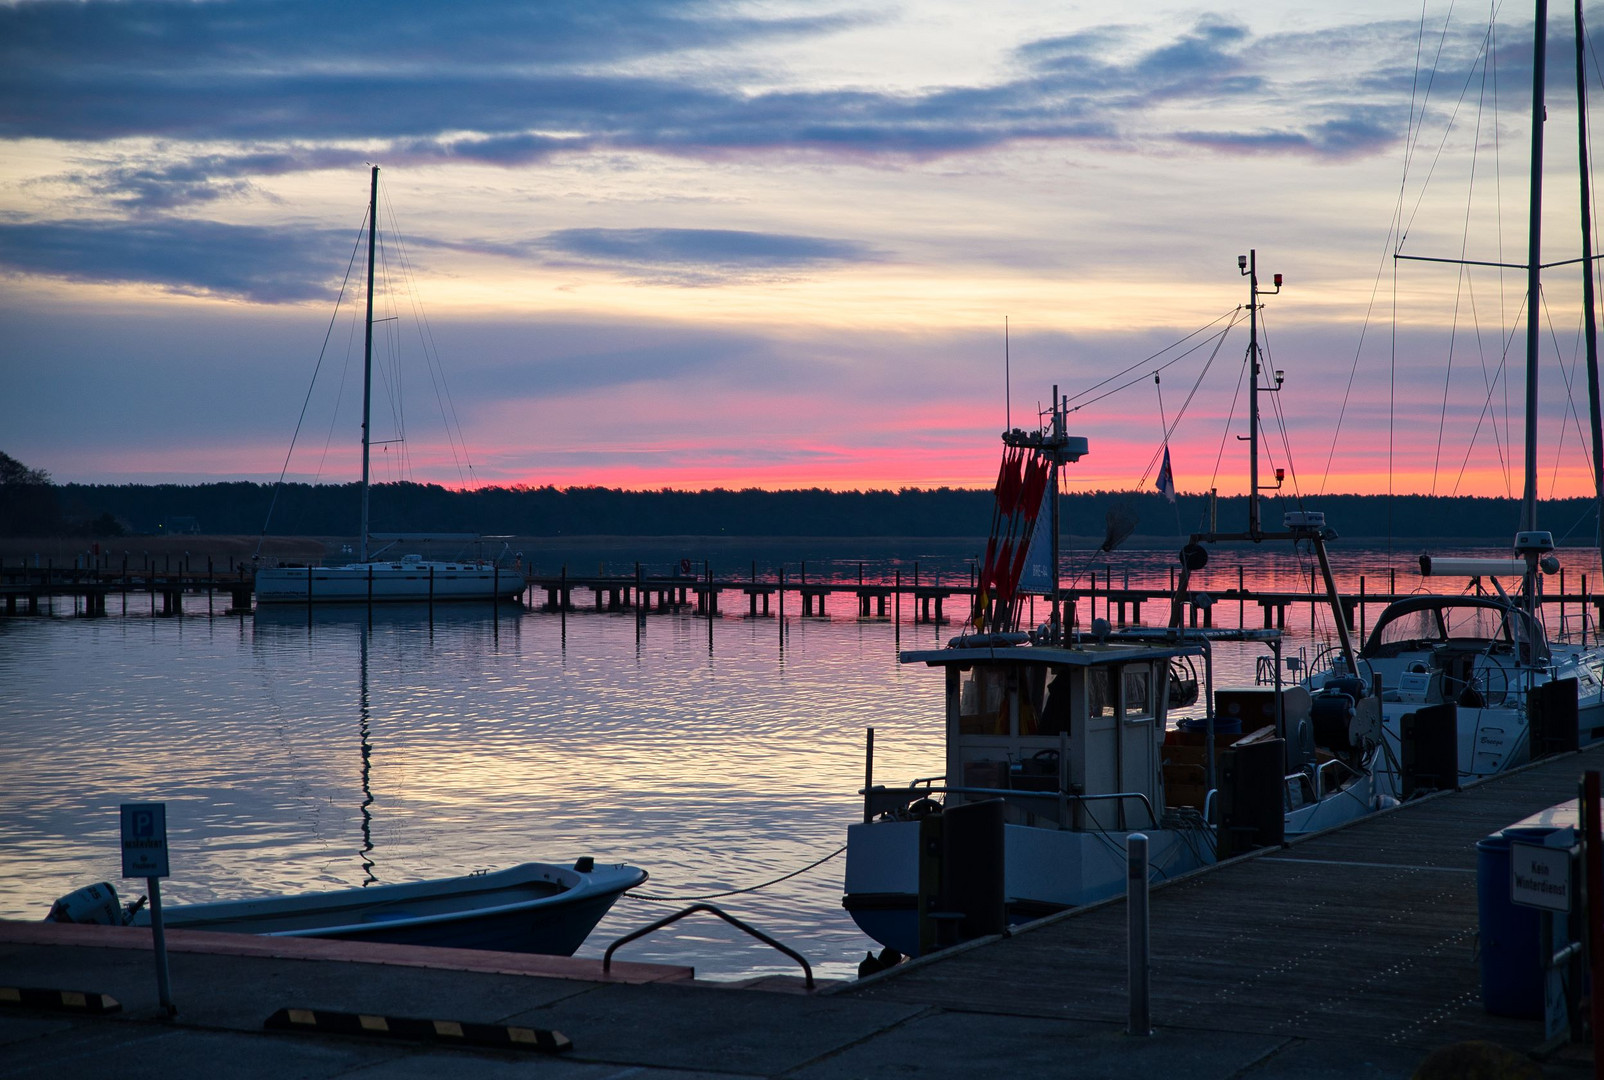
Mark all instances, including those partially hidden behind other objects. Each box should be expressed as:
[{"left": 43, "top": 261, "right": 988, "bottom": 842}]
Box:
[
  {"left": 359, "top": 628, "right": 376, "bottom": 886},
  {"left": 3, "top": 544, "right": 1599, "bottom": 982}
]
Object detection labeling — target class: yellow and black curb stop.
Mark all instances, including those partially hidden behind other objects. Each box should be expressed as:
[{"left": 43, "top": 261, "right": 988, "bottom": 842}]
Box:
[
  {"left": 264, "top": 1007, "right": 572, "bottom": 1054},
  {"left": 0, "top": 986, "right": 122, "bottom": 1014}
]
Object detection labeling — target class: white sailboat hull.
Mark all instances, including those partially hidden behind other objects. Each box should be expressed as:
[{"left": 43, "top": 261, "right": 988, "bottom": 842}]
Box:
[
  {"left": 255, "top": 562, "right": 525, "bottom": 604},
  {"left": 1368, "top": 686, "right": 1604, "bottom": 797}
]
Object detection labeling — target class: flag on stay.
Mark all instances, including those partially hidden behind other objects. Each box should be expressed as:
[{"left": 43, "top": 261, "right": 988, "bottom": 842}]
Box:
[
  {"left": 1018, "top": 488, "right": 1055, "bottom": 594},
  {"left": 1156, "top": 447, "right": 1176, "bottom": 504}
]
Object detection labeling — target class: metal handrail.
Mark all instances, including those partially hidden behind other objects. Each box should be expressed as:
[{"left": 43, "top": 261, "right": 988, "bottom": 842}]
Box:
[
  {"left": 601, "top": 902, "right": 814, "bottom": 989},
  {"left": 1315, "top": 756, "right": 1363, "bottom": 788},
  {"left": 1282, "top": 771, "right": 1316, "bottom": 810}
]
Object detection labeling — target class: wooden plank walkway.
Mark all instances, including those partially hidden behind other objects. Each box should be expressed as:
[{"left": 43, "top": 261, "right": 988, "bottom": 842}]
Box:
[{"left": 844, "top": 746, "right": 1604, "bottom": 1057}]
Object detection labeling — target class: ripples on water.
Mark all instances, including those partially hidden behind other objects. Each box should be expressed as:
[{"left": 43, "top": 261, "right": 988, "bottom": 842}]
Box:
[{"left": 1, "top": 543, "right": 1597, "bottom": 980}]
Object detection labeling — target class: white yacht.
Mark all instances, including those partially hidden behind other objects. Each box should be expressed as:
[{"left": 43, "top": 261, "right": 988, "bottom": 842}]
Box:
[{"left": 254, "top": 166, "right": 523, "bottom": 606}]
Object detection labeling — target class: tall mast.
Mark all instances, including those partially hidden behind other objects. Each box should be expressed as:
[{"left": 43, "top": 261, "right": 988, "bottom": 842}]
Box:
[
  {"left": 1524, "top": 0, "right": 1549, "bottom": 535},
  {"left": 1577, "top": 0, "right": 1604, "bottom": 551},
  {"left": 360, "top": 165, "right": 378, "bottom": 562},
  {"left": 1246, "top": 250, "right": 1262, "bottom": 538}
]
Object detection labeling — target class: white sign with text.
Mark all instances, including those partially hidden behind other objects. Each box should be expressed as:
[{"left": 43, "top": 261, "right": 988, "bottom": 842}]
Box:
[{"left": 1510, "top": 840, "right": 1571, "bottom": 912}]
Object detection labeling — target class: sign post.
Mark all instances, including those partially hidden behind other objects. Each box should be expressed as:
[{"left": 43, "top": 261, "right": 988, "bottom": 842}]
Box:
[
  {"left": 1511, "top": 828, "right": 1579, "bottom": 1046},
  {"left": 121, "top": 803, "right": 174, "bottom": 1017},
  {"left": 1583, "top": 772, "right": 1604, "bottom": 1080}
]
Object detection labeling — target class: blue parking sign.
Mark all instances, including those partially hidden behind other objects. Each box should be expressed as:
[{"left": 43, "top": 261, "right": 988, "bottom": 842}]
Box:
[{"left": 121, "top": 803, "right": 169, "bottom": 878}]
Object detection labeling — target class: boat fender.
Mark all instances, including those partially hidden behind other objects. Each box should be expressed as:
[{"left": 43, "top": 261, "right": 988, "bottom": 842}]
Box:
[{"left": 46, "top": 882, "right": 122, "bottom": 925}]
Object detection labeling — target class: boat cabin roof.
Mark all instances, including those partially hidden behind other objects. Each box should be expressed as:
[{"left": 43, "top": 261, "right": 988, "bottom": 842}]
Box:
[
  {"left": 900, "top": 639, "right": 1202, "bottom": 669},
  {"left": 1108, "top": 626, "right": 1281, "bottom": 645}
]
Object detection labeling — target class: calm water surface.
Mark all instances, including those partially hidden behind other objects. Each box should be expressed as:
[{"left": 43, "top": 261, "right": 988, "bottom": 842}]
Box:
[{"left": 2, "top": 542, "right": 1597, "bottom": 981}]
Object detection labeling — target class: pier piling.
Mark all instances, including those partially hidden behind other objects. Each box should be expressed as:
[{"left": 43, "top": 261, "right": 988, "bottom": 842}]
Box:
[{"left": 1127, "top": 832, "right": 1151, "bottom": 1037}]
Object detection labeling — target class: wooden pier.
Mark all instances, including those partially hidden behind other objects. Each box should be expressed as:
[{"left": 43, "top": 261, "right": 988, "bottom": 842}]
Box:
[
  {"left": 843, "top": 743, "right": 1604, "bottom": 1069},
  {"left": 526, "top": 567, "right": 1604, "bottom": 640},
  {"left": 7, "top": 553, "right": 1604, "bottom": 644},
  {"left": 1, "top": 558, "right": 255, "bottom": 616}
]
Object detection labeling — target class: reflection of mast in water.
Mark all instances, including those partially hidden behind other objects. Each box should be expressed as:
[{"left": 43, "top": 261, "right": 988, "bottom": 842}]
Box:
[{"left": 358, "top": 629, "right": 376, "bottom": 886}]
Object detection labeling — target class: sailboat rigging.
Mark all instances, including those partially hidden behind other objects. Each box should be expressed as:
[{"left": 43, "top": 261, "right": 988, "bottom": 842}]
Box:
[
  {"left": 254, "top": 166, "right": 524, "bottom": 605},
  {"left": 1315, "top": 0, "right": 1604, "bottom": 786}
]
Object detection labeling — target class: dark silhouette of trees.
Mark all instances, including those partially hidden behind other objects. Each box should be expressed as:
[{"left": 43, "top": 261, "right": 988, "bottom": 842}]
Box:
[
  {"left": 10, "top": 477, "right": 1598, "bottom": 545},
  {"left": 0, "top": 451, "right": 63, "bottom": 536}
]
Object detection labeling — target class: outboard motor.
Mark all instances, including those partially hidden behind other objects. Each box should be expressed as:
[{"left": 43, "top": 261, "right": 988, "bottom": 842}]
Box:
[
  {"left": 45, "top": 882, "right": 123, "bottom": 925},
  {"left": 1311, "top": 676, "right": 1362, "bottom": 751},
  {"left": 1311, "top": 675, "right": 1380, "bottom": 760}
]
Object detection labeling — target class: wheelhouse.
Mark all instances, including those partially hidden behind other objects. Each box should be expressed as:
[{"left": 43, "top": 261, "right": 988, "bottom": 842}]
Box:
[{"left": 899, "top": 640, "right": 1199, "bottom": 832}]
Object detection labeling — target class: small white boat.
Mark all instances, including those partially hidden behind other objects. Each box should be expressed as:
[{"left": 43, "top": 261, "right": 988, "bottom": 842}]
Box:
[{"left": 47, "top": 860, "right": 646, "bottom": 956}]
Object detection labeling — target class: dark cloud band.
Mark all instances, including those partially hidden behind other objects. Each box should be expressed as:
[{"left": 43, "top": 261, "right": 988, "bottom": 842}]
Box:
[
  {"left": 0, "top": 219, "right": 353, "bottom": 302},
  {"left": 540, "top": 227, "right": 875, "bottom": 269},
  {"left": 0, "top": 2, "right": 1430, "bottom": 170}
]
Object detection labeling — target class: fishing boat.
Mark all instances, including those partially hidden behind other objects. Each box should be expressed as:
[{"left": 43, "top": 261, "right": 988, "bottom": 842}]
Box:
[
  {"left": 254, "top": 166, "right": 524, "bottom": 606},
  {"left": 47, "top": 860, "right": 646, "bottom": 956},
  {"left": 842, "top": 368, "right": 1383, "bottom": 959},
  {"left": 1298, "top": 1, "right": 1604, "bottom": 792}
]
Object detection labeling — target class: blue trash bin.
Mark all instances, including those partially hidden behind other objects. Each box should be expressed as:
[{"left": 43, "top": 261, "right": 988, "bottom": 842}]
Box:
[{"left": 1476, "top": 825, "right": 1562, "bottom": 1019}]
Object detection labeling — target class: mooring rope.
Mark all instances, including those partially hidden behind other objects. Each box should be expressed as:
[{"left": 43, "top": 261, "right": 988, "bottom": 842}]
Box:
[{"left": 626, "top": 845, "right": 847, "bottom": 903}]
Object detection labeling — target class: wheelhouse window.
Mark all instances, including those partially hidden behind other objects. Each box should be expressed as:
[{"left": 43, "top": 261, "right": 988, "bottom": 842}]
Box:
[
  {"left": 1122, "top": 667, "right": 1152, "bottom": 720},
  {"left": 1035, "top": 666, "right": 1073, "bottom": 736},
  {"left": 958, "top": 666, "right": 1008, "bottom": 735},
  {"left": 1088, "top": 668, "right": 1114, "bottom": 719}
]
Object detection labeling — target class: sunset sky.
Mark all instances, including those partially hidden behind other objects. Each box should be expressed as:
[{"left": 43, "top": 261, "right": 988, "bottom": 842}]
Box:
[{"left": 4, "top": 0, "right": 1604, "bottom": 499}]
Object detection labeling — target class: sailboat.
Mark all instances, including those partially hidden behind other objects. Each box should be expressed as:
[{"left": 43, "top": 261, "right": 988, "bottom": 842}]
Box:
[
  {"left": 1150, "top": 249, "right": 1385, "bottom": 838},
  {"left": 255, "top": 167, "right": 525, "bottom": 605},
  {"left": 1300, "top": 1, "right": 1604, "bottom": 792}
]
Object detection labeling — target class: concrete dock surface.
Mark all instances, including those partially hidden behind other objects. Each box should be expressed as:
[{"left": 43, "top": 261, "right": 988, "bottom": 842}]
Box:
[{"left": 7, "top": 747, "right": 1604, "bottom": 1079}]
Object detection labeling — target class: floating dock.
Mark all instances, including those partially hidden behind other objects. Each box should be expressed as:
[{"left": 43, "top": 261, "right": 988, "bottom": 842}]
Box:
[{"left": 4, "top": 746, "right": 1601, "bottom": 1077}]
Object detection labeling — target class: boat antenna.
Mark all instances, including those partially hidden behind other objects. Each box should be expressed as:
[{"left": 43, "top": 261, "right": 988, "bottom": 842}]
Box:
[
  {"left": 1574, "top": 0, "right": 1604, "bottom": 552},
  {"left": 360, "top": 164, "right": 378, "bottom": 563},
  {"left": 1004, "top": 317, "right": 1011, "bottom": 432},
  {"left": 1241, "top": 249, "right": 1282, "bottom": 539}
]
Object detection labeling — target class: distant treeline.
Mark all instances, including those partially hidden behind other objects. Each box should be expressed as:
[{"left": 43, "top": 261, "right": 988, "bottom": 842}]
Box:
[{"left": 7, "top": 472, "right": 1602, "bottom": 544}]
